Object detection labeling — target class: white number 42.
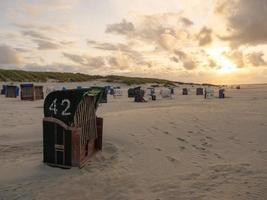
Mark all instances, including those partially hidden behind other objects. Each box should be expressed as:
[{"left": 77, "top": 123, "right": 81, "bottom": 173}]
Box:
[{"left": 49, "top": 98, "right": 71, "bottom": 116}]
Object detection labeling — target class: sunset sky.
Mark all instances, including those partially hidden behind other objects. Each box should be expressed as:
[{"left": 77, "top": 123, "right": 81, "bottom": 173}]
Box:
[{"left": 0, "top": 0, "right": 267, "bottom": 84}]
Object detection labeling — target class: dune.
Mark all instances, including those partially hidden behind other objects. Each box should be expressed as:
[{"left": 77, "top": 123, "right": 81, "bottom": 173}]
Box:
[{"left": 0, "top": 82, "right": 266, "bottom": 200}]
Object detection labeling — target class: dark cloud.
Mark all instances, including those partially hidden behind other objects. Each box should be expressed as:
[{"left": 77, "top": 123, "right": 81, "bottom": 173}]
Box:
[
  {"left": 13, "top": 23, "right": 65, "bottom": 33},
  {"left": 105, "top": 13, "right": 187, "bottom": 49},
  {"left": 87, "top": 57, "right": 105, "bottom": 68},
  {"left": 87, "top": 40, "right": 146, "bottom": 65},
  {"left": 108, "top": 56, "right": 129, "bottom": 70},
  {"left": 216, "top": 0, "right": 267, "bottom": 47},
  {"left": 172, "top": 49, "right": 197, "bottom": 70},
  {"left": 197, "top": 27, "right": 213, "bottom": 46},
  {"left": 0, "top": 45, "right": 21, "bottom": 64},
  {"left": 170, "top": 56, "right": 179, "bottom": 63},
  {"left": 108, "top": 57, "right": 119, "bottom": 67},
  {"left": 63, "top": 53, "right": 86, "bottom": 65},
  {"left": 247, "top": 52, "right": 267, "bottom": 67},
  {"left": 208, "top": 59, "right": 217, "bottom": 68},
  {"left": 21, "top": 30, "right": 51, "bottom": 40},
  {"left": 174, "top": 50, "right": 187, "bottom": 60},
  {"left": 21, "top": 30, "right": 61, "bottom": 50},
  {"left": 106, "top": 19, "right": 135, "bottom": 35},
  {"left": 180, "top": 17, "right": 194, "bottom": 26},
  {"left": 88, "top": 41, "right": 128, "bottom": 52},
  {"left": 34, "top": 39, "right": 61, "bottom": 50},
  {"left": 14, "top": 48, "right": 30, "bottom": 52},
  {"left": 63, "top": 53, "right": 105, "bottom": 68},
  {"left": 60, "top": 41, "right": 75, "bottom": 46},
  {"left": 135, "top": 14, "right": 177, "bottom": 42},
  {"left": 183, "top": 60, "right": 196, "bottom": 70}
]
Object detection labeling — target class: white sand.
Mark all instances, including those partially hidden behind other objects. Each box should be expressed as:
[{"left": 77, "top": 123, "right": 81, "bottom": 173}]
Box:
[{"left": 0, "top": 82, "right": 266, "bottom": 200}]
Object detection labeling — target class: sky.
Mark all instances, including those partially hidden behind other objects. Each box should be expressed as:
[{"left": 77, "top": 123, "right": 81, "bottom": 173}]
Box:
[{"left": 0, "top": 0, "right": 267, "bottom": 84}]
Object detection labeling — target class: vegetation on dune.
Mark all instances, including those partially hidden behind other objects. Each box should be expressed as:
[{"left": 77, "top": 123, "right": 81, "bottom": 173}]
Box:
[
  {"left": 0, "top": 69, "right": 102, "bottom": 82},
  {"left": 0, "top": 69, "right": 219, "bottom": 86},
  {"left": 0, "top": 69, "right": 175, "bottom": 85},
  {"left": 105, "top": 75, "right": 175, "bottom": 86}
]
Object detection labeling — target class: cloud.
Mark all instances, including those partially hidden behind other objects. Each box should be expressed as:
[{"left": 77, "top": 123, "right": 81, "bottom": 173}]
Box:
[
  {"left": 87, "top": 57, "right": 105, "bottom": 68},
  {"left": 108, "top": 55, "right": 132, "bottom": 70},
  {"left": 208, "top": 59, "right": 217, "bottom": 68},
  {"left": 63, "top": 53, "right": 105, "bottom": 68},
  {"left": 60, "top": 41, "right": 75, "bottom": 46},
  {"left": 106, "top": 19, "right": 135, "bottom": 35},
  {"left": 0, "top": 45, "right": 21, "bottom": 64},
  {"left": 216, "top": 0, "right": 267, "bottom": 47},
  {"left": 22, "top": 30, "right": 51, "bottom": 40},
  {"left": 170, "top": 56, "right": 179, "bottom": 63},
  {"left": 247, "top": 52, "right": 267, "bottom": 67},
  {"left": 180, "top": 17, "right": 194, "bottom": 26},
  {"left": 174, "top": 50, "right": 187, "bottom": 60},
  {"left": 183, "top": 60, "right": 196, "bottom": 70},
  {"left": 105, "top": 13, "right": 190, "bottom": 49},
  {"left": 22, "top": 63, "right": 77, "bottom": 73},
  {"left": 224, "top": 50, "right": 245, "bottom": 68},
  {"left": 21, "top": 30, "right": 61, "bottom": 50},
  {"left": 13, "top": 23, "right": 67, "bottom": 33},
  {"left": 34, "top": 39, "right": 61, "bottom": 50},
  {"left": 63, "top": 53, "right": 86, "bottom": 65},
  {"left": 197, "top": 27, "right": 213, "bottom": 46},
  {"left": 87, "top": 40, "right": 147, "bottom": 66},
  {"left": 158, "top": 31, "right": 178, "bottom": 50},
  {"left": 172, "top": 49, "right": 197, "bottom": 70}
]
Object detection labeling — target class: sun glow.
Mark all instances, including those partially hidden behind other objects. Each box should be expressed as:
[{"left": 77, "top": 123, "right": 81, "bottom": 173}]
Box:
[{"left": 207, "top": 47, "right": 237, "bottom": 74}]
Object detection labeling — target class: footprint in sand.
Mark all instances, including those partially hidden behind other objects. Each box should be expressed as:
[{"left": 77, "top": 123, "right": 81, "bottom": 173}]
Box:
[
  {"left": 213, "top": 153, "right": 222, "bottom": 159},
  {"left": 163, "top": 131, "right": 170, "bottom": 135},
  {"left": 176, "top": 137, "right": 187, "bottom": 143},
  {"left": 205, "top": 136, "right": 213, "bottom": 140},
  {"left": 155, "top": 148, "right": 162, "bottom": 152},
  {"left": 192, "top": 144, "right": 206, "bottom": 151},
  {"left": 188, "top": 130, "right": 193, "bottom": 134},
  {"left": 180, "top": 146, "right": 186, "bottom": 150},
  {"left": 152, "top": 127, "right": 159, "bottom": 131},
  {"left": 166, "top": 156, "right": 178, "bottom": 163}
]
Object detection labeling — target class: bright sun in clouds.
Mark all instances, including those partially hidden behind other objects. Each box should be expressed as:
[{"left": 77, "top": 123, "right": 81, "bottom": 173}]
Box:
[{"left": 207, "top": 47, "right": 237, "bottom": 74}]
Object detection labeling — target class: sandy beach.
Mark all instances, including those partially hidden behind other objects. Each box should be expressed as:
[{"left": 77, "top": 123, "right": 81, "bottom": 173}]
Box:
[{"left": 0, "top": 83, "right": 266, "bottom": 200}]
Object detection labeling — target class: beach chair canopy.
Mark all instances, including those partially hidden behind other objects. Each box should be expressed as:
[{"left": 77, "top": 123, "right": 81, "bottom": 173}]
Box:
[{"left": 44, "top": 87, "right": 106, "bottom": 126}]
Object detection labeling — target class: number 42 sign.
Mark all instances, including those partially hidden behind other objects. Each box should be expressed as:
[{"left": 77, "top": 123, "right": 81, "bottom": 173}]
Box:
[{"left": 49, "top": 98, "right": 71, "bottom": 116}]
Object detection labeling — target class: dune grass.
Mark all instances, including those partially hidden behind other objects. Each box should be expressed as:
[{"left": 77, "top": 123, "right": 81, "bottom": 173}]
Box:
[{"left": 0, "top": 69, "right": 175, "bottom": 85}]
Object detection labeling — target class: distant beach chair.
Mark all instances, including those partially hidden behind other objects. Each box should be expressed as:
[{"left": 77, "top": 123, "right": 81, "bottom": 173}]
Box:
[
  {"left": 1, "top": 85, "right": 7, "bottom": 95},
  {"left": 204, "top": 87, "right": 214, "bottom": 99},
  {"left": 134, "top": 88, "right": 146, "bottom": 102},
  {"left": 160, "top": 88, "right": 172, "bottom": 98},
  {"left": 113, "top": 88, "right": 123, "bottom": 98},
  {"left": 182, "top": 88, "right": 188, "bottom": 95},
  {"left": 146, "top": 87, "right": 156, "bottom": 100},
  {"left": 196, "top": 88, "right": 204, "bottom": 95},
  {"left": 219, "top": 89, "right": 225, "bottom": 99},
  {"left": 20, "top": 84, "right": 44, "bottom": 101},
  {"left": 5, "top": 85, "right": 19, "bottom": 98},
  {"left": 128, "top": 88, "right": 135, "bottom": 98}
]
